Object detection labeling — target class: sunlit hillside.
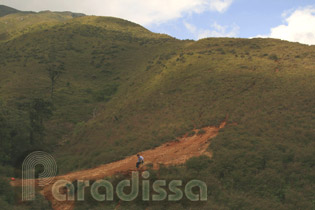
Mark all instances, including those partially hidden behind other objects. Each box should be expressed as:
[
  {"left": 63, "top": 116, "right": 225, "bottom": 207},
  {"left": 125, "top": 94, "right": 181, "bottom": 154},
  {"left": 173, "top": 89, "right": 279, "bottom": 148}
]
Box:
[{"left": 0, "top": 5, "right": 314, "bottom": 210}]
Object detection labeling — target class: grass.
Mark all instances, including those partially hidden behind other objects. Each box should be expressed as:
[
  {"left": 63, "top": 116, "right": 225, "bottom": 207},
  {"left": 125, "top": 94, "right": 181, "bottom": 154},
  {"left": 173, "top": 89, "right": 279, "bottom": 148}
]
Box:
[{"left": 0, "top": 8, "right": 314, "bottom": 210}]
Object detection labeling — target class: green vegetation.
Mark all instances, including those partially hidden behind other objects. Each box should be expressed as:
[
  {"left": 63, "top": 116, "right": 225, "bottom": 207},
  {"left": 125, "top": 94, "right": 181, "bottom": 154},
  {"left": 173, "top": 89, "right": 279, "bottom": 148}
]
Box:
[
  {"left": 0, "top": 5, "right": 23, "bottom": 17},
  {"left": 0, "top": 5, "right": 314, "bottom": 210}
]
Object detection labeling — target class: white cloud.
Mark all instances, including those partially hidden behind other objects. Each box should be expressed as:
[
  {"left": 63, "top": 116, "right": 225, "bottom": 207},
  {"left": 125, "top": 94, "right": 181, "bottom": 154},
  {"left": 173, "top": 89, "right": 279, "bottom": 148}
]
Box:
[
  {"left": 209, "top": 0, "right": 233, "bottom": 13},
  {"left": 184, "top": 21, "right": 197, "bottom": 33},
  {"left": 266, "top": 6, "right": 315, "bottom": 45},
  {"left": 1, "top": 0, "right": 234, "bottom": 25},
  {"left": 184, "top": 21, "right": 239, "bottom": 40}
]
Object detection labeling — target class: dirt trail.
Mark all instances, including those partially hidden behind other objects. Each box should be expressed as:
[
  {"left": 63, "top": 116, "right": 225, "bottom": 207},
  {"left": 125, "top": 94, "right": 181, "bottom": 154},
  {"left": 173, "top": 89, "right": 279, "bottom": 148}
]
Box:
[{"left": 12, "top": 122, "right": 226, "bottom": 210}]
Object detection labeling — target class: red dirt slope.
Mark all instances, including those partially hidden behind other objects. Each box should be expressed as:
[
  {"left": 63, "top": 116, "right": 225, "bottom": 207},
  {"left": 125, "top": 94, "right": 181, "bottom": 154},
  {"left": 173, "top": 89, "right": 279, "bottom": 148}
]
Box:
[{"left": 12, "top": 121, "right": 226, "bottom": 210}]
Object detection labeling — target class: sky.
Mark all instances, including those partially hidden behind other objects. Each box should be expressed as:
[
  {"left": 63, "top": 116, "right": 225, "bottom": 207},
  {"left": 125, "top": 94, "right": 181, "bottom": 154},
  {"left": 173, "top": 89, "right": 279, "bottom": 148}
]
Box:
[{"left": 1, "top": 0, "right": 315, "bottom": 45}]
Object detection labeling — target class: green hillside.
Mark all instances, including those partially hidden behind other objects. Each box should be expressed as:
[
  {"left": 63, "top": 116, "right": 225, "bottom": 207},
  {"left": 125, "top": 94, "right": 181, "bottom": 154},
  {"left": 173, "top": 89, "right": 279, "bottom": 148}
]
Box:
[
  {"left": 0, "top": 5, "right": 24, "bottom": 17},
  {"left": 0, "top": 6, "right": 314, "bottom": 210},
  {"left": 0, "top": 6, "right": 85, "bottom": 42}
]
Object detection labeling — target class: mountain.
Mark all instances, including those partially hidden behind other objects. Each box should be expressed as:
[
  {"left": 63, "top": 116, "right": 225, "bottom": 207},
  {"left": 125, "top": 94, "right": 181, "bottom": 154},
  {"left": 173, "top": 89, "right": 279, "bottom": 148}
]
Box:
[
  {"left": 0, "top": 5, "right": 24, "bottom": 17},
  {"left": 0, "top": 4, "right": 84, "bottom": 18},
  {"left": 0, "top": 5, "right": 314, "bottom": 210},
  {"left": 0, "top": 6, "right": 86, "bottom": 42}
]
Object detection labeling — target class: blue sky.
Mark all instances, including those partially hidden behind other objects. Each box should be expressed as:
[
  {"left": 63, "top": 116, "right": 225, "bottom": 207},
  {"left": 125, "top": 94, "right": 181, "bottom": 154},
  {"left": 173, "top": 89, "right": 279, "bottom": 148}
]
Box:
[
  {"left": 1, "top": 0, "right": 315, "bottom": 44},
  {"left": 147, "top": 0, "right": 315, "bottom": 42}
]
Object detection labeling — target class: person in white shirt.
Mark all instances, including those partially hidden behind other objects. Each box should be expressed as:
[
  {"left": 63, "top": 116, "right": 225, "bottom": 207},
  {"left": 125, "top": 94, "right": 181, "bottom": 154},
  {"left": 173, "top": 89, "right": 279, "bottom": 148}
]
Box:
[{"left": 136, "top": 154, "right": 144, "bottom": 169}]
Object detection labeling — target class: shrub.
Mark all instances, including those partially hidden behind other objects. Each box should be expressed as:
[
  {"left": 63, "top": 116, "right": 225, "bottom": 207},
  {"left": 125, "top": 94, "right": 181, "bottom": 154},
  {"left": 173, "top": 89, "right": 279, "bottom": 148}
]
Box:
[
  {"left": 186, "top": 130, "right": 195, "bottom": 137},
  {"left": 28, "top": 193, "right": 52, "bottom": 210},
  {"left": 186, "top": 155, "right": 212, "bottom": 171},
  {"left": 268, "top": 54, "right": 278, "bottom": 61},
  {"left": 0, "top": 177, "right": 15, "bottom": 204},
  {"left": 197, "top": 129, "right": 206, "bottom": 135}
]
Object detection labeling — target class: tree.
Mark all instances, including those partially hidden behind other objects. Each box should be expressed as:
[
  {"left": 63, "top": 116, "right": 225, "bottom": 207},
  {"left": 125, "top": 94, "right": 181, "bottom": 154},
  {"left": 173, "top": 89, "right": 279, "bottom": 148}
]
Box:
[
  {"left": 47, "top": 63, "right": 64, "bottom": 100},
  {"left": 29, "top": 98, "right": 53, "bottom": 145},
  {"left": 0, "top": 103, "right": 30, "bottom": 165}
]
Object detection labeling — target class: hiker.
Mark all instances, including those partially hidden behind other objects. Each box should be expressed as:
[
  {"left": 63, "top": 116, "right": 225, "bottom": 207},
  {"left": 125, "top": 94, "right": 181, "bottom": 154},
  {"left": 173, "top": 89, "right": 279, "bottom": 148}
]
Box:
[{"left": 136, "top": 154, "right": 144, "bottom": 169}]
